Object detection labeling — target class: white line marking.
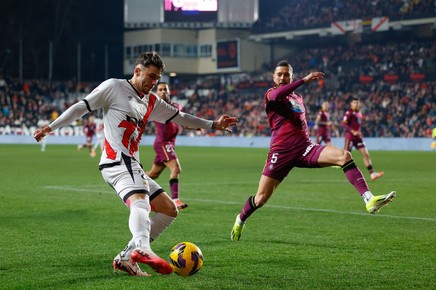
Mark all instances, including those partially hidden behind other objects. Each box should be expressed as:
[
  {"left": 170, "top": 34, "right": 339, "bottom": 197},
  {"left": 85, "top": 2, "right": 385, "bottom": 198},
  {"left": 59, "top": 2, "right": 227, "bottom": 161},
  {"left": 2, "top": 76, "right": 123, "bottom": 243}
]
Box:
[{"left": 43, "top": 185, "right": 436, "bottom": 222}]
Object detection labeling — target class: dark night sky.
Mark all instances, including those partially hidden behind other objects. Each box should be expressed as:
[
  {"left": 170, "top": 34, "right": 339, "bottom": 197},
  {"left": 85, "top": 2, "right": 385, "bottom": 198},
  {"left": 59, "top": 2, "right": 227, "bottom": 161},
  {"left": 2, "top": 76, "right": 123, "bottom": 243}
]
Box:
[{"left": 0, "top": 0, "right": 124, "bottom": 82}]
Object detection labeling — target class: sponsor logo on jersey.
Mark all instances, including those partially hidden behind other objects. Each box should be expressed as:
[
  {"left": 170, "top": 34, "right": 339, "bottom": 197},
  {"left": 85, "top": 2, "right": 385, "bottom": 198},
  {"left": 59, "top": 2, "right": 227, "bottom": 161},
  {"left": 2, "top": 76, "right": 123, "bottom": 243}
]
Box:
[
  {"left": 302, "top": 143, "right": 315, "bottom": 157},
  {"left": 287, "top": 97, "right": 305, "bottom": 113}
]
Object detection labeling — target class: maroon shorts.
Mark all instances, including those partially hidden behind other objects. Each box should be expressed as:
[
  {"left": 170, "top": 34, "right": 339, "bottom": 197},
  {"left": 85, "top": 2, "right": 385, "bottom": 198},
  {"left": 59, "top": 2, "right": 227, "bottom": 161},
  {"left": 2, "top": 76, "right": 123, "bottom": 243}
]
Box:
[
  {"left": 153, "top": 142, "right": 178, "bottom": 165},
  {"left": 316, "top": 132, "right": 331, "bottom": 144},
  {"left": 344, "top": 135, "right": 366, "bottom": 151},
  {"left": 262, "top": 144, "right": 325, "bottom": 182},
  {"left": 85, "top": 135, "right": 93, "bottom": 144}
]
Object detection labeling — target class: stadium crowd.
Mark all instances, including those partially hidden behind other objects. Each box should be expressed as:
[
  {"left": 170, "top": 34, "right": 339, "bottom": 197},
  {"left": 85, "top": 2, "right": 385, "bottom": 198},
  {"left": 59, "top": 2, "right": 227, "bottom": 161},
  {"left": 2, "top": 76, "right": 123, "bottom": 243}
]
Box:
[
  {"left": 253, "top": 0, "right": 435, "bottom": 33},
  {"left": 177, "top": 80, "right": 435, "bottom": 138},
  {"left": 0, "top": 39, "right": 435, "bottom": 139}
]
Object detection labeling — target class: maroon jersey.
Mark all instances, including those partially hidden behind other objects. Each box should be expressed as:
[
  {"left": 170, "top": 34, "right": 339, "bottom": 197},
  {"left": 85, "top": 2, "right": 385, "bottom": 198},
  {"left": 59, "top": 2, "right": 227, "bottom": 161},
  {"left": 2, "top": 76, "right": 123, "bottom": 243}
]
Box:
[
  {"left": 265, "top": 79, "right": 312, "bottom": 152},
  {"left": 342, "top": 109, "right": 362, "bottom": 139},
  {"left": 83, "top": 122, "right": 96, "bottom": 138},
  {"left": 262, "top": 79, "right": 325, "bottom": 181},
  {"left": 153, "top": 102, "right": 182, "bottom": 144},
  {"left": 317, "top": 110, "right": 330, "bottom": 134}
]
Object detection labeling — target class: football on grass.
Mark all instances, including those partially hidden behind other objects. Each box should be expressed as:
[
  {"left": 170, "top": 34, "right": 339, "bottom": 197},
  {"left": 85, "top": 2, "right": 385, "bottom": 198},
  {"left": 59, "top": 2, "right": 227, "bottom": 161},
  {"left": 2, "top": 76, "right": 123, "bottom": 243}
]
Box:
[{"left": 169, "top": 242, "right": 204, "bottom": 276}]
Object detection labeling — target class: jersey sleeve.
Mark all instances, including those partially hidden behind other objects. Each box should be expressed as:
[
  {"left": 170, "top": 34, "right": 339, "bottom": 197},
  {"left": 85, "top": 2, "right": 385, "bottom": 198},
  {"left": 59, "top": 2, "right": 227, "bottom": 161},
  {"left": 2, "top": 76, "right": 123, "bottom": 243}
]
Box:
[
  {"left": 266, "top": 79, "right": 305, "bottom": 102},
  {"left": 49, "top": 79, "right": 115, "bottom": 132},
  {"left": 171, "top": 112, "right": 213, "bottom": 129},
  {"left": 48, "top": 101, "right": 89, "bottom": 131},
  {"left": 148, "top": 95, "right": 180, "bottom": 123},
  {"left": 341, "top": 111, "right": 352, "bottom": 131},
  {"left": 83, "top": 79, "right": 115, "bottom": 111}
]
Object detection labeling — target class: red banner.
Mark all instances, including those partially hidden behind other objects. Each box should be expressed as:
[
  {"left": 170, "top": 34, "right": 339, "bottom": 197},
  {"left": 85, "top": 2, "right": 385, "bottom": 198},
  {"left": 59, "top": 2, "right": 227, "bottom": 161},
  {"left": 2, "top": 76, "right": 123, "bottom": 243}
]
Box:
[
  {"left": 410, "top": 73, "right": 425, "bottom": 82},
  {"left": 384, "top": 74, "right": 399, "bottom": 83},
  {"left": 359, "top": 75, "right": 373, "bottom": 83}
]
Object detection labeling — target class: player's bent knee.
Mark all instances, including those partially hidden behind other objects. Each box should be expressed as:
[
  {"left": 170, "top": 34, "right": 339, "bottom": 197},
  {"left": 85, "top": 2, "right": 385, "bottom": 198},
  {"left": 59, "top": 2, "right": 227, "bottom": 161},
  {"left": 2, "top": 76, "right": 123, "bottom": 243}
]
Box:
[
  {"left": 166, "top": 207, "right": 178, "bottom": 217},
  {"left": 343, "top": 150, "right": 352, "bottom": 163},
  {"left": 334, "top": 149, "right": 352, "bottom": 166},
  {"left": 148, "top": 172, "right": 159, "bottom": 179},
  {"left": 155, "top": 203, "right": 178, "bottom": 217}
]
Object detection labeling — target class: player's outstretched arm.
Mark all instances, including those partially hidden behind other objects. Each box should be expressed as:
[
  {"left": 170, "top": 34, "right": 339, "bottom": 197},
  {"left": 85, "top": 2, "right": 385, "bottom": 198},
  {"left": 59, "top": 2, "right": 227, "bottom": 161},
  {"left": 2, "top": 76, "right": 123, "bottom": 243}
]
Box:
[
  {"left": 212, "top": 115, "right": 238, "bottom": 132},
  {"left": 34, "top": 126, "right": 53, "bottom": 142},
  {"left": 303, "top": 72, "right": 325, "bottom": 83},
  {"left": 33, "top": 101, "right": 89, "bottom": 142},
  {"left": 172, "top": 112, "right": 238, "bottom": 132}
]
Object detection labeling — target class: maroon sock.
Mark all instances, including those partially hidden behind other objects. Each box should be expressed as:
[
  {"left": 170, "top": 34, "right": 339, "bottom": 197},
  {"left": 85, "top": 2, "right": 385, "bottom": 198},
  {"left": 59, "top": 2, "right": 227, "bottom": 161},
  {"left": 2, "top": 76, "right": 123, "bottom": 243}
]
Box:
[
  {"left": 342, "top": 160, "right": 369, "bottom": 195},
  {"left": 169, "top": 178, "right": 179, "bottom": 199},
  {"left": 239, "top": 196, "right": 258, "bottom": 221}
]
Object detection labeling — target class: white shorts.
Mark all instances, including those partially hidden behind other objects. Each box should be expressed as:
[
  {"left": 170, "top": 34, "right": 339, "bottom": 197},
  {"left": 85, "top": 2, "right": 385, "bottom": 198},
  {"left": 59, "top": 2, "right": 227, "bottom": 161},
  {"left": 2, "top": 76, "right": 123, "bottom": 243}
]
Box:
[{"left": 100, "top": 156, "right": 164, "bottom": 204}]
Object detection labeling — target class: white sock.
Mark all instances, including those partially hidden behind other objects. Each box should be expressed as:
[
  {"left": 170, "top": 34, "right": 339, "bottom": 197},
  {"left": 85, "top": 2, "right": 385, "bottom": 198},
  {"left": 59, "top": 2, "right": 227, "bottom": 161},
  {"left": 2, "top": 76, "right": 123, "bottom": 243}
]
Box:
[
  {"left": 129, "top": 199, "right": 151, "bottom": 250},
  {"left": 236, "top": 214, "right": 245, "bottom": 225},
  {"left": 362, "top": 191, "right": 374, "bottom": 204},
  {"left": 119, "top": 239, "right": 135, "bottom": 260},
  {"left": 150, "top": 213, "right": 176, "bottom": 242}
]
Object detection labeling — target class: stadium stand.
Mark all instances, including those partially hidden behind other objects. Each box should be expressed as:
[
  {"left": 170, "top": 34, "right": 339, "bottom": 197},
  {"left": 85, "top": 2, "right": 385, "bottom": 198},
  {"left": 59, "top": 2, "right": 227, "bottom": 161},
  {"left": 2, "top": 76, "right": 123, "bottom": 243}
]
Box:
[
  {"left": 0, "top": 0, "right": 434, "bottom": 139},
  {"left": 252, "top": 0, "right": 435, "bottom": 33}
]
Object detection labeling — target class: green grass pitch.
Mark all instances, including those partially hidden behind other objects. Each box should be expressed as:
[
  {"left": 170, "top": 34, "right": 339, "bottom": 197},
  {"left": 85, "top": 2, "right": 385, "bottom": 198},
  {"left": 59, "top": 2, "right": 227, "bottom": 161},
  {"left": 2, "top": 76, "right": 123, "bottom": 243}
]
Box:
[{"left": 0, "top": 144, "right": 435, "bottom": 289}]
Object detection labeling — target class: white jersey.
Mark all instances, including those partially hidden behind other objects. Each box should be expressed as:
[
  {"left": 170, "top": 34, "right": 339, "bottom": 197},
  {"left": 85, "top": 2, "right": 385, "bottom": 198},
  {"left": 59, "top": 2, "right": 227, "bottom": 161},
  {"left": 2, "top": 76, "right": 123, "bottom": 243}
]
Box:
[
  {"left": 48, "top": 78, "right": 213, "bottom": 168},
  {"left": 84, "top": 78, "right": 179, "bottom": 166}
]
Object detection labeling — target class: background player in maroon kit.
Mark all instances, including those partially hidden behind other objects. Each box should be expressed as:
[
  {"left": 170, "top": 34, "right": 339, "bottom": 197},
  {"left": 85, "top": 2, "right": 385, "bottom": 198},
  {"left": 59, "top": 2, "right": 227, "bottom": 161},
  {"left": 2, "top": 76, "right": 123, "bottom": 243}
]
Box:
[
  {"left": 315, "top": 101, "right": 332, "bottom": 145},
  {"left": 342, "top": 97, "right": 384, "bottom": 181},
  {"left": 77, "top": 115, "right": 97, "bottom": 157},
  {"left": 147, "top": 82, "right": 188, "bottom": 210},
  {"left": 230, "top": 61, "right": 396, "bottom": 241}
]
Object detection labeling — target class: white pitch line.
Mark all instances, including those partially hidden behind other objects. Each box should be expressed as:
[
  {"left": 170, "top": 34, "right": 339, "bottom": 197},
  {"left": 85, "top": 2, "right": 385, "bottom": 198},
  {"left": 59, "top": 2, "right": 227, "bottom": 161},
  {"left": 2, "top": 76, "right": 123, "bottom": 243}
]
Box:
[{"left": 43, "top": 185, "right": 436, "bottom": 222}]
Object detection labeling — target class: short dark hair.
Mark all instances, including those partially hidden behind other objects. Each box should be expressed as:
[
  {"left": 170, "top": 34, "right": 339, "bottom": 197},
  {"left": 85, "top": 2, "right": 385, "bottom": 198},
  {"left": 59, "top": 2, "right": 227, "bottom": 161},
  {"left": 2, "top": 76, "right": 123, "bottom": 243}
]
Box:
[
  {"left": 153, "top": 81, "right": 169, "bottom": 92},
  {"left": 351, "top": 97, "right": 359, "bottom": 102},
  {"left": 135, "top": 51, "right": 165, "bottom": 72},
  {"left": 276, "top": 60, "right": 292, "bottom": 69}
]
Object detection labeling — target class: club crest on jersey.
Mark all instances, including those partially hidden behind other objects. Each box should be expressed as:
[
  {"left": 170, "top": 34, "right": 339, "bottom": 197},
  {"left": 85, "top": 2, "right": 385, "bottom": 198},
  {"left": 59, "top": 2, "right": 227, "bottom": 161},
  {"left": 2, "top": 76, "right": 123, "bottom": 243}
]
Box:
[{"left": 286, "top": 97, "right": 305, "bottom": 113}]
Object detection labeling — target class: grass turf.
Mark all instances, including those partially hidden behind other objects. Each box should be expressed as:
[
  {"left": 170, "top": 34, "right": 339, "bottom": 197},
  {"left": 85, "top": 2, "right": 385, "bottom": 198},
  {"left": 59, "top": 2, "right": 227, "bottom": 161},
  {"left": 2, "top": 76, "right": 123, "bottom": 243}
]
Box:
[{"left": 0, "top": 144, "right": 435, "bottom": 289}]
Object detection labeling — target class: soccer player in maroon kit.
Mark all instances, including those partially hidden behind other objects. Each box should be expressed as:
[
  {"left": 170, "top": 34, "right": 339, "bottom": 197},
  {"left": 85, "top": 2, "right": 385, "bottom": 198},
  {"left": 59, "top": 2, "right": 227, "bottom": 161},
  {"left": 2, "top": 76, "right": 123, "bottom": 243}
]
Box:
[
  {"left": 77, "top": 115, "right": 97, "bottom": 157},
  {"left": 315, "top": 101, "right": 332, "bottom": 145},
  {"left": 147, "top": 82, "right": 188, "bottom": 210},
  {"left": 231, "top": 61, "right": 396, "bottom": 241},
  {"left": 342, "top": 97, "right": 384, "bottom": 181}
]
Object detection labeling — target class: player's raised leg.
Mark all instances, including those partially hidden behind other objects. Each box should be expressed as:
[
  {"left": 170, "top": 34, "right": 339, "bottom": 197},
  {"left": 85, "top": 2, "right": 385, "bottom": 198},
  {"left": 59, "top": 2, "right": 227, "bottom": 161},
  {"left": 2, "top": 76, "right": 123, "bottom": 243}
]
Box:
[
  {"left": 366, "top": 191, "right": 396, "bottom": 214},
  {"left": 318, "top": 146, "right": 395, "bottom": 214}
]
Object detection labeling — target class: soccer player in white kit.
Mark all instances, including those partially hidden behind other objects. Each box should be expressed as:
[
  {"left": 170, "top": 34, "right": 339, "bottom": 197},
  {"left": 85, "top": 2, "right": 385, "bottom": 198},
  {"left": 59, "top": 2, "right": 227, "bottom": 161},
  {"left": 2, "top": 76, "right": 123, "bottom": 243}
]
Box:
[
  {"left": 37, "top": 117, "right": 50, "bottom": 151},
  {"left": 34, "top": 52, "right": 238, "bottom": 276},
  {"left": 92, "top": 118, "right": 104, "bottom": 152}
]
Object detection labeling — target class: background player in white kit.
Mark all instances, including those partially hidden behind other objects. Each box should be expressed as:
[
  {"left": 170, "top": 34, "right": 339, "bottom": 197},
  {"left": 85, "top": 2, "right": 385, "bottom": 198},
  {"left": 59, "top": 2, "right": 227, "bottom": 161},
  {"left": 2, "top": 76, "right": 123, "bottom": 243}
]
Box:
[
  {"left": 92, "top": 117, "right": 104, "bottom": 153},
  {"left": 34, "top": 51, "right": 238, "bottom": 276},
  {"left": 37, "top": 117, "right": 50, "bottom": 151}
]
